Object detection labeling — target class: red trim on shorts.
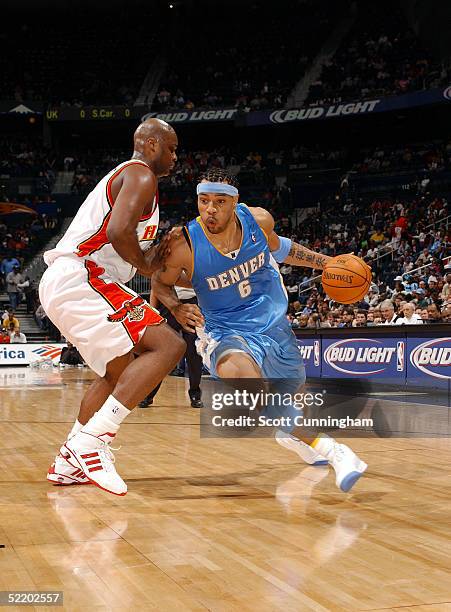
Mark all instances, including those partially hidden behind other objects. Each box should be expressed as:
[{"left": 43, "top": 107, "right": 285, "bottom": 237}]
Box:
[
  {"left": 85, "top": 260, "right": 163, "bottom": 345},
  {"left": 76, "top": 161, "right": 155, "bottom": 257}
]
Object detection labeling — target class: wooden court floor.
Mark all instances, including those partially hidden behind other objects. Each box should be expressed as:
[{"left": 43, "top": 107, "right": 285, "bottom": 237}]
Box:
[{"left": 0, "top": 367, "right": 451, "bottom": 611}]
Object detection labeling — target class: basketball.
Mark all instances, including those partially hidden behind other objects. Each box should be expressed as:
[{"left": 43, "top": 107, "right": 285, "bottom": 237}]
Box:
[{"left": 322, "top": 254, "right": 372, "bottom": 304}]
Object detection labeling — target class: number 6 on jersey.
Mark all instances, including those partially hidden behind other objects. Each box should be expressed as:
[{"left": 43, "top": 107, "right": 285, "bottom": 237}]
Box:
[{"left": 238, "top": 279, "right": 251, "bottom": 298}]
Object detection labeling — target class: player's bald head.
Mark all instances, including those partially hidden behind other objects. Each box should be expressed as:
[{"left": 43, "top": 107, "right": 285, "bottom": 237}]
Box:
[
  {"left": 134, "top": 118, "right": 176, "bottom": 152},
  {"left": 132, "top": 118, "right": 178, "bottom": 177}
]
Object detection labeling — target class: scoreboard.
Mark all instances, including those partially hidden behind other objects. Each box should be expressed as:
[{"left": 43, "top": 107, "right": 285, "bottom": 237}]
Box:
[{"left": 45, "top": 106, "right": 138, "bottom": 121}]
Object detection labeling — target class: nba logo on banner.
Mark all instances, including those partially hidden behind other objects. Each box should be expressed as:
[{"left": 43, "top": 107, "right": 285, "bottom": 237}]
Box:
[
  {"left": 397, "top": 341, "right": 405, "bottom": 371},
  {"left": 314, "top": 340, "right": 320, "bottom": 367}
]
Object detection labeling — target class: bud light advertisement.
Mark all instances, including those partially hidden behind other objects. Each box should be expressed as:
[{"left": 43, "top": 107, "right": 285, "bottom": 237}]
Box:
[
  {"left": 321, "top": 337, "right": 405, "bottom": 381},
  {"left": 296, "top": 337, "right": 321, "bottom": 377},
  {"left": 407, "top": 336, "right": 451, "bottom": 388}
]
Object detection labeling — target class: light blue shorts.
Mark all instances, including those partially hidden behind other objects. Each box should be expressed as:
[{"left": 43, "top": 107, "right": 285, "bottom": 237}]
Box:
[{"left": 207, "top": 323, "right": 306, "bottom": 391}]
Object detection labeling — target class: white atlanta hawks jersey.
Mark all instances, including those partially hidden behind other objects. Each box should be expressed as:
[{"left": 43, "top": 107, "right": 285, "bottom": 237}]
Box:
[{"left": 44, "top": 159, "right": 159, "bottom": 282}]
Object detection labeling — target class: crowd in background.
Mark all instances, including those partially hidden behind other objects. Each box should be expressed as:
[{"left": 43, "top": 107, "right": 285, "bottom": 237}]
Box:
[
  {"left": 0, "top": 202, "right": 62, "bottom": 342},
  {"left": 307, "top": 3, "right": 448, "bottom": 106},
  {"left": 1, "top": 0, "right": 344, "bottom": 110},
  {"left": 18, "top": 139, "right": 445, "bottom": 201},
  {"left": 0, "top": 212, "right": 60, "bottom": 275},
  {"left": 0, "top": 6, "right": 163, "bottom": 105},
  {"left": 2, "top": 134, "right": 449, "bottom": 193},
  {"left": 1, "top": 0, "right": 448, "bottom": 113},
  {"left": 155, "top": 0, "right": 344, "bottom": 112},
  {"left": 270, "top": 187, "right": 451, "bottom": 327},
  {"left": 0, "top": 305, "right": 27, "bottom": 343}
]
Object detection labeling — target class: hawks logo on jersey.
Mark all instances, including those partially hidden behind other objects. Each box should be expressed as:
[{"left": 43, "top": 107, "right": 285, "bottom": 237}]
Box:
[
  {"left": 140, "top": 224, "right": 158, "bottom": 241},
  {"left": 107, "top": 296, "right": 147, "bottom": 323}
]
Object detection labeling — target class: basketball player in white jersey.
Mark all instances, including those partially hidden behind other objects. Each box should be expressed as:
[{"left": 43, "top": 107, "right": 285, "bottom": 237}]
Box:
[{"left": 41, "top": 119, "right": 186, "bottom": 496}]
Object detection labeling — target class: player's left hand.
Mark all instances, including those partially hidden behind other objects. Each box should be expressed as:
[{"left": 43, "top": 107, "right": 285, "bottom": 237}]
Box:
[{"left": 172, "top": 303, "right": 205, "bottom": 333}]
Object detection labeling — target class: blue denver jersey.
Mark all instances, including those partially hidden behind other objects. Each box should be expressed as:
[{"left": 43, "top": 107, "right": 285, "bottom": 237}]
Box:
[{"left": 187, "top": 203, "right": 288, "bottom": 337}]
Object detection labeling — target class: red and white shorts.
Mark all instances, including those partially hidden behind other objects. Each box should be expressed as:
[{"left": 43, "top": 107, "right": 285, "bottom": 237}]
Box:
[{"left": 39, "top": 255, "right": 163, "bottom": 376}]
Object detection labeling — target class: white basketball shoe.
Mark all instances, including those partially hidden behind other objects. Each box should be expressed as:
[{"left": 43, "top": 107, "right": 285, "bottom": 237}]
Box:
[
  {"left": 47, "top": 454, "right": 91, "bottom": 486},
  {"left": 275, "top": 431, "right": 328, "bottom": 466},
  {"left": 313, "top": 437, "right": 367, "bottom": 492},
  {"left": 63, "top": 431, "right": 127, "bottom": 496}
]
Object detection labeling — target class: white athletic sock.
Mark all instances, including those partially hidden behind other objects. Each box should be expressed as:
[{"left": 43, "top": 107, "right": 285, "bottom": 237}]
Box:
[
  {"left": 79, "top": 395, "right": 130, "bottom": 439},
  {"left": 67, "top": 420, "right": 83, "bottom": 440}
]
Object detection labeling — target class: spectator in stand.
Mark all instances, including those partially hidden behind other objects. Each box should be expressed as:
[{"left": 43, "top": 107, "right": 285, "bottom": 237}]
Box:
[
  {"left": 0, "top": 328, "right": 10, "bottom": 343},
  {"left": 373, "top": 308, "right": 383, "bottom": 325},
  {"left": 8, "top": 323, "right": 26, "bottom": 343},
  {"left": 440, "top": 272, "right": 451, "bottom": 301},
  {"left": 5, "top": 265, "right": 24, "bottom": 310},
  {"left": 297, "top": 314, "right": 309, "bottom": 329},
  {"left": 2, "top": 311, "right": 19, "bottom": 331},
  {"left": 307, "top": 313, "right": 322, "bottom": 329},
  {"left": 380, "top": 299, "right": 400, "bottom": 325},
  {"left": 34, "top": 302, "right": 48, "bottom": 330},
  {"left": 370, "top": 229, "right": 385, "bottom": 244},
  {"left": 415, "top": 248, "right": 430, "bottom": 266},
  {"left": 420, "top": 308, "right": 429, "bottom": 322},
  {"left": 354, "top": 310, "right": 368, "bottom": 327},
  {"left": 0, "top": 254, "right": 20, "bottom": 276},
  {"left": 426, "top": 303, "right": 443, "bottom": 323},
  {"left": 366, "top": 309, "right": 376, "bottom": 326},
  {"left": 338, "top": 307, "right": 354, "bottom": 328},
  {"left": 397, "top": 302, "right": 423, "bottom": 325},
  {"left": 324, "top": 311, "right": 338, "bottom": 327},
  {"left": 441, "top": 306, "right": 451, "bottom": 323},
  {"left": 2, "top": 306, "right": 15, "bottom": 323},
  {"left": 0, "top": 253, "right": 20, "bottom": 289},
  {"left": 16, "top": 274, "right": 34, "bottom": 313}
]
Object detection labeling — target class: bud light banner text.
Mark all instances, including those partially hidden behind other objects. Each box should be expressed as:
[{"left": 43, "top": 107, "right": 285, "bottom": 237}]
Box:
[
  {"left": 247, "top": 87, "right": 451, "bottom": 127},
  {"left": 407, "top": 336, "right": 451, "bottom": 387},
  {"left": 296, "top": 337, "right": 321, "bottom": 377},
  {"left": 320, "top": 336, "right": 406, "bottom": 380}
]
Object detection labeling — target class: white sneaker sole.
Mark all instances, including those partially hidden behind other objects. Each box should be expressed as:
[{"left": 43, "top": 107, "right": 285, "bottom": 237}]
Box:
[
  {"left": 339, "top": 460, "right": 368, "bottom": 492},
  {"left": 47, "top": 472, "right": 91, "bottom": 486}
]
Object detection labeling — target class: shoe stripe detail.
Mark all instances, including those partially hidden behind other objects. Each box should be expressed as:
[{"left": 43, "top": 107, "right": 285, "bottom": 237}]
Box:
[
  {"left": 88, "top": 466, "right": 103, "bottom": 473},
  {"left": 85, "top": 458, "right": 102, "bottom": 466},
  {"left": 80, "top": 452, "right": 99, "bottom": 459},
  {"left": 62, "top": 443, "right": 125, "bottom": 495},
  {"left": 71, "top": 469, "right": 84, "bottom": 476}
]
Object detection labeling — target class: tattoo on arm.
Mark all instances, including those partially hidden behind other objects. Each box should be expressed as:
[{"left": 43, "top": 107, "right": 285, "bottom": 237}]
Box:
[{"left": 287, "top": 243, "right": 328, "bottom": 269}]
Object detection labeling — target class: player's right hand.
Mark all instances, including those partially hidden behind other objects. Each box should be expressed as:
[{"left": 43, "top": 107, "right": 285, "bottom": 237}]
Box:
[{"left": 172, "top": 303, "right": 205, "bottom": 333}]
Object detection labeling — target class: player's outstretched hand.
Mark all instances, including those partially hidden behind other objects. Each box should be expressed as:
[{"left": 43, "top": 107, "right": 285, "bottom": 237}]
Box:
[
  {"left": 172, "top": 303, "right": 205, "bottom": 333},
  {"left": 141, "top": 235, "right": 171, "bottom": 276}
]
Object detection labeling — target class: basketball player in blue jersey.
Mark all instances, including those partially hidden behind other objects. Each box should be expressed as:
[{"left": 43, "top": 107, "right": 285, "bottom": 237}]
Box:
[{"left": 152, "top": 168, "right": 368, "bottom": 492}]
